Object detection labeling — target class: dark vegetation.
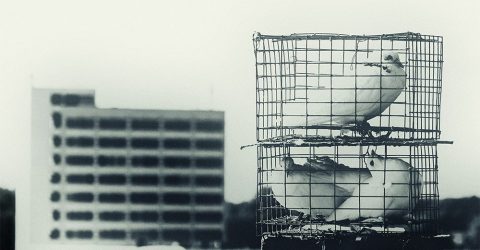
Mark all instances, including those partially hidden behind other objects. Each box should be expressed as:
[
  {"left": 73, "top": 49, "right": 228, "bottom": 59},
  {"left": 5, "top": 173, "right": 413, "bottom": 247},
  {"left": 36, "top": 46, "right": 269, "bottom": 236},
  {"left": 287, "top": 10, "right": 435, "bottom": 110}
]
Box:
[{"left": 0, "top": 188, "right": 14, "bottom": 250}]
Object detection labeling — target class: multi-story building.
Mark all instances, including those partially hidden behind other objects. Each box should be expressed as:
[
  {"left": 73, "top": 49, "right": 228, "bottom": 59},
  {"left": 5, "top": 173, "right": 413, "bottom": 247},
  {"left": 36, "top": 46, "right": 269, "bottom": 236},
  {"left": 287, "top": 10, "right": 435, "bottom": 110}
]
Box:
[{"left": 30, "top": 89, "right": 225, "bottom": 248}]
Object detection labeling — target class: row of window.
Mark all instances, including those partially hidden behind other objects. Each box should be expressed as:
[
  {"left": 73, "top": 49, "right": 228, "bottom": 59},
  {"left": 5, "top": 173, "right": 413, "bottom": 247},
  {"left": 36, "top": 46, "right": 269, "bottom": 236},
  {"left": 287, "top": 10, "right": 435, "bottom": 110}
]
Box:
[
  {"left": 51, "top": 112, "right": 224, "bottom": 132},
  {"left": 50, "top": 192, "right": 223, "bottom": 205},
  {"left": 54, "top": 210, "right": 223, "bottom": 223},
  {"left": 53, "top": 154, "right": 223, "bottom": 168},
  {"left": 52, "top": 136, "right": 223, "bottom": 150},
  {"left": 50, "top": 94, "right": 94, "bottom": 107},
  {"left": 50, "top": 173, "right": 223, "bottom": 187},
  {"left": 50, "top": 228, "right": 222, "bottom": 241}
]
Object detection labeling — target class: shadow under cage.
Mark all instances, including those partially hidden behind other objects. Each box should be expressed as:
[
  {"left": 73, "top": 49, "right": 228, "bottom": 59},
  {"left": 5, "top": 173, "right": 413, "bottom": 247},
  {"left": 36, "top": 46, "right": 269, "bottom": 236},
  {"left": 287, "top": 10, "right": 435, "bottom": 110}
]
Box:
[{"left": 253, "top": 32, "right": 452, "bottom": 243}]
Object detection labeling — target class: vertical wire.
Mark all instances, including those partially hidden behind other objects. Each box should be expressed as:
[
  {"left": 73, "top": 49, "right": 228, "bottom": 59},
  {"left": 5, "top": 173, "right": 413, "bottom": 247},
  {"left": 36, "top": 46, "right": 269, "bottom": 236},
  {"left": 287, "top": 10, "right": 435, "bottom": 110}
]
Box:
[
  {"left": 308, "top": 145, "right": 312, "bottom": 233},
  {"left": 333, "top": 145, "right": 337, "bottom": 230},
  {"left": 267, "top": 39, "right": 274, "bottom": 140},
  {"left": 354, "top": 38, "right": 359, "bottom": 137},
  {"left": 278, "top": 39, "right": 285, "bottom": 232},
  {"left": 305, "top": 38, "right": 309, "bottom": 137},
  {"left": 358, "top": 145, "right": 362, "bottom": 220},
  {"left": 379, "top": 37, "right": 384, "bottom": 137},
  {"left": 261, "top": 38, "right": 267, "bottom": 142},
  {"left": 404, "top": 36, "right": 409, "bottom": 140},
  {"left": 253, "top": 36, "right": 261, "bottom": 236},
  {"left": 427, "top": 38, "right": 435, "bottom": 138},
  {"left": 272, "top": 40, "right": 279, "bottom": 141},
  {"left": 409, "top": 145, "right": 415, "bottom": 233},
  {"left": 329, "top": 38, "right": 333, "bottom": 139}
]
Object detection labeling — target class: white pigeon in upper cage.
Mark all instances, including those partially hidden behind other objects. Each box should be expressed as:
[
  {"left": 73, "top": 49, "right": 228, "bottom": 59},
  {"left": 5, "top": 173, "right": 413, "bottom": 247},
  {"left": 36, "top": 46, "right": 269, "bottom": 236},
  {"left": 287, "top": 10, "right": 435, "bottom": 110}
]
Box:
[
  {"left": 326, "top": 150, "right": 423, "bottom": 222},
  {"left": 282, "top": 51, "right": 407, "bottom": 129}
]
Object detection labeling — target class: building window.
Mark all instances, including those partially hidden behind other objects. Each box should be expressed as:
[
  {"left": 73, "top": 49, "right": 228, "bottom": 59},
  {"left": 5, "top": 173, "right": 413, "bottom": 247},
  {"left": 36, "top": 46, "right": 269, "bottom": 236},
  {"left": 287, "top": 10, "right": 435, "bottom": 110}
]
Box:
[
  {"left": 53, "top": 135, "right": 62, "bottom": 147},
  {"left": 195, "top": 176, "right": 223, "bottom": 187},
  {"left": 194, "top": 212, "right": 223, "bottom": 223},
  {"left": 163, "top": 229, "right": 191, "bottom": 242},
  {"left": 50, "top": 229, "right": 60, "bottom": 239},
  {"left": 67, "top": 192, "right": 94, "bottom": 203},
  {"left": 131, "top": 230, "right": 159, "bottom": 240},
  {"left": 163, "top": 193, "right": 190, "bottom": 205},
  {"left": 193, "top": 229, "right": 222, "bottom": 240},
  {"left": 164, "top": 139, "right": 190, "bottom": 149},
  {"left": 130, "top": 211, "right": 159, "bottom": 223},
  {"left": 163, "top": 211, "right": 191, "bottom": 223},
  {"left": 195, "top": 120, "right": 224, "bottom": 132},
  {"left": 164, "top": 157, "right": 191, "bottom": 168},
  {"left": 63, "top": 94, "right": 81, "bottom": 106},
  {"left": 66, "top": 174, "right": 94, "bottom": 184},
  {"left": 131, "top": 119, "right": 158, "bottom": 130},
  {"left": 195, "top": 139, "right": 223, "bottom": 150},
  {"left": 50, "top": 94, "right": 62, "bottom": 105},
  {"left": 164, "top": 120, "right": 191, "bottom": 131},
  {"left": 131, "top": 156, "right": 159, "bottom": 167},
  {"left": 130, "top": 193, "right": 159, "bottom": 204},
  {"left": 99, "top": 211, "right": 125, "bottom": 221},
  {"left": 52, "top": 210, "right": 60, "bottom": 221},
  {"left": 50, "top": 192, "right": 60, "bottom": 202},
  {"left": 195, "top": 157, "right": 223, "bottom": 168},
  {"left": 99, "top": 230, "right": 126, "bottom": 240},
  {"left": 53, "top": 154, "right": 61, "bottom": 165},
  {"left": 66, "top": 137, "right": 94, "bottom": 147},
  {"left": 131, "top": 175, "right": 159, "bottom": 186},
  {"left": 194, "top": 194, "right": 223, "bottom": 205},
  {"left": 65, "top": 155, "right": 94, "bottom": 166},
  {"left": 131, "top": 138, "right": 159, "bottom": 149},
  {"left": 164, "top": 176, "right": 190, "bottom": 186},
  {"left": 97, "top": 155, "right": 126, "bottom": 167},
  {"left": 52, "top": 112, "right": 62, "bottom": 128},
  {"left": 50, "top": 173, "right": 61, "bottom": 184},
  {"left": 66, "top": 230, "right": 93, "bottom": 239},
  {"left": 99, "top": 118, "right": 126, "bottom": 130},
  {"left": 98, "top": 174, "right": 126, "bottom": 185},
  {"left": 66, "top": 211, "right": 93, "bottom": 221},
  {"left": 98, "top": 137, "right": 127, "bottom": 148},
  {"left": 66, "top": 118, "right": 94, "bottom": 129},
  {"left": 98, "top": 193, "right": 126, "bottom": 203}
]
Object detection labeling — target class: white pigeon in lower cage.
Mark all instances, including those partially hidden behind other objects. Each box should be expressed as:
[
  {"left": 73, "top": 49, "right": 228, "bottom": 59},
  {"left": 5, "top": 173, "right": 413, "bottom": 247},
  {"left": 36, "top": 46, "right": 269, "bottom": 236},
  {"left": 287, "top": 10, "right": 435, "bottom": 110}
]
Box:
[
  {"left": 326, "top": 150, "right": 423, "bottom": 222},
  {"left": 282, "top": 51, "right": 406, "bottom": 129},
  {"left": 270, "top": 156, "right": 371, "bottom": 218}
]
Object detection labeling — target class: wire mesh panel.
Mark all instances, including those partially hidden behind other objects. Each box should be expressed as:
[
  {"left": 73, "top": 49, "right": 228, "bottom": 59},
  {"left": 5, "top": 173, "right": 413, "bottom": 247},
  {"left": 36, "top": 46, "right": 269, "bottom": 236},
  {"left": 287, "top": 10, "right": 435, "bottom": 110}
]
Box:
[
  {"left": 253, "top": 32, "right": 448, "bottom": 240},
  {"left": 257, "top": 144, "right": 438, "bottom": 236},
  {"left": 254, "top": 32, "right": 443, "bottom": 141}
]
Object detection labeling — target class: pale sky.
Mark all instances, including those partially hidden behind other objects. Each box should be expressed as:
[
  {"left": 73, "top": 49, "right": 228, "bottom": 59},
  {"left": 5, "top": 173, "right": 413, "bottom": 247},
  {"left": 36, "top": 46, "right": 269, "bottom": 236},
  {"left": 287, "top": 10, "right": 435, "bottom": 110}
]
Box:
[{"left": 1, "top": 0, "right": 479, "bottom": 204}]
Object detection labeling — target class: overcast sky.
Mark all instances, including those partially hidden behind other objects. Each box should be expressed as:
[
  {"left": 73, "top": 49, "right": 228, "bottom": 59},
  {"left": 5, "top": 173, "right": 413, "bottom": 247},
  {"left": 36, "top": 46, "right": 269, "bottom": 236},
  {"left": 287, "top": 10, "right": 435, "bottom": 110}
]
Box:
[{"left": 1, "top": 0, "right": 479, "bottom": 204}]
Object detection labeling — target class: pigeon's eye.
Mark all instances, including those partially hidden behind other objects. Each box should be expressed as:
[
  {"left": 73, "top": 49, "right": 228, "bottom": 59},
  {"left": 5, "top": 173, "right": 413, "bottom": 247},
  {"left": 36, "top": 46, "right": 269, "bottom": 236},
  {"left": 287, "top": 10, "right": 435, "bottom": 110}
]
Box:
[
  {"left": 369, "top": 160, "right": 374, "bottom": 166},
  {"left": 385, "top": 55, "right": 393, "bottom": 60}
]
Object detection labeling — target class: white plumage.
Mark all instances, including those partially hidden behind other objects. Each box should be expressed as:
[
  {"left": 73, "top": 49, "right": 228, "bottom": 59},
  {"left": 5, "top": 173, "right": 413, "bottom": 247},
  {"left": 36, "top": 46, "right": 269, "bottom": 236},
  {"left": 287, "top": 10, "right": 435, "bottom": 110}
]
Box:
[
  {"left": 282, "top": 52, "right": 406, "bottom": 127},
  {"left": 270, "top": 156, "right": 371, "bottom": 217},
  {"left": 326, "top": 150, "right": 423, "bottom": 221}
]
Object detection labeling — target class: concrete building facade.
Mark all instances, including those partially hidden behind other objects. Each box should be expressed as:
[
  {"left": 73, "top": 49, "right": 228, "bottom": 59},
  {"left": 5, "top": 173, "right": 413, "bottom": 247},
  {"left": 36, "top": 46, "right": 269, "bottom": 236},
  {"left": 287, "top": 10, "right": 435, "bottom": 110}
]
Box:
[{"left": 31, "top": 89, "right": 225, "bottom": 248}]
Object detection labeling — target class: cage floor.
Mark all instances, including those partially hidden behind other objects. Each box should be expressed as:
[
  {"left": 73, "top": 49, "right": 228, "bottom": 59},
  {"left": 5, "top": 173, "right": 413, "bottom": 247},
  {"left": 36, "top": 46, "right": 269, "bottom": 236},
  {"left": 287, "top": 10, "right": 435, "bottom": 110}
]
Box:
[{"left": 263, "top": 215, "right": 410, "bottom": 236}]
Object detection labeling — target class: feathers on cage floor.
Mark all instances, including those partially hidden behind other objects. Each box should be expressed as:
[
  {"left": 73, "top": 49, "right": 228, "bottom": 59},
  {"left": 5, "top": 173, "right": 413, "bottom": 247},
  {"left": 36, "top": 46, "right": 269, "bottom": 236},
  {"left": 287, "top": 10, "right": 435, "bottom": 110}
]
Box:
[
  {"left": 282, "top": 52, "right": 406, "bottom": 128},
  {"left": 326, "top": 150, "right": 423, "bottom": 222},
  {"left": 270, "top": 156, "right": 371, "bottom": 217}
]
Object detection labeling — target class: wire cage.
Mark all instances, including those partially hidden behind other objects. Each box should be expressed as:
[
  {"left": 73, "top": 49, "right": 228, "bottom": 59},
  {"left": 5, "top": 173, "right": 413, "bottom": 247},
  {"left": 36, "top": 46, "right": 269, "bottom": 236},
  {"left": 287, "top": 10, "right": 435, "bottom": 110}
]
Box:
[
  {"left": 254, "top": 32, "right": 443, "bottom": 141},
  {"left": 253, "top": 32, "right": 451, "bottom": 243}
]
